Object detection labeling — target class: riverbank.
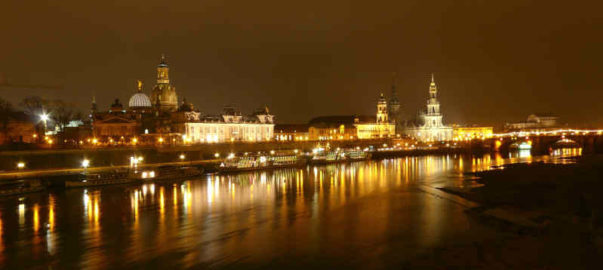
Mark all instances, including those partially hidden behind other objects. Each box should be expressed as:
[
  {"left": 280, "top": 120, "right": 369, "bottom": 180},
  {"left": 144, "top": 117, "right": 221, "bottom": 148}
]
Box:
[
  {"left": 0, "top": 140, "right": 492, "bottom": 180},
  {"left": 438, "top": 155, "right": 603, "bottom": 265}
]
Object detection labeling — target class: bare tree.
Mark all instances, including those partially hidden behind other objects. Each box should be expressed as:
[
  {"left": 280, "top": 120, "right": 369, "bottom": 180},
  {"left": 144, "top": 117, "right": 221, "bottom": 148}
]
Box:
[
  {"left": 20, "top": 96, "right": 48, "bottom": 117},
  {"left": 48, "top": 100, "right": 81, "bottom": 135}
]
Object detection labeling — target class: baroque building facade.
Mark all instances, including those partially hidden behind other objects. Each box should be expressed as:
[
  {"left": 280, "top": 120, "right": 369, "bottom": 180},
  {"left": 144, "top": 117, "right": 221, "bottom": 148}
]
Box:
[
  {"left": 307, "top": 93, "right": 395, "bottom": 140},
  {"left": 404, "top": 75, "right": 453, "bottom": 142},
  {"left": 91, "top": 55, "right": 275, "bottom": 144},
  {"left": 172, "top": 103, "right": 275, "bottom": 143},
  {"left": 355, "top": 93, "right": 396, "bottom": 139}
]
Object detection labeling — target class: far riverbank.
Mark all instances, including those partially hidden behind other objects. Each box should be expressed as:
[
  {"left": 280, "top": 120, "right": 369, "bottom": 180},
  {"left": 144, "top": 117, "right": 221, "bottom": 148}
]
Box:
[{"left": 0, "top": 139, "right": 491, "bottom": 179}]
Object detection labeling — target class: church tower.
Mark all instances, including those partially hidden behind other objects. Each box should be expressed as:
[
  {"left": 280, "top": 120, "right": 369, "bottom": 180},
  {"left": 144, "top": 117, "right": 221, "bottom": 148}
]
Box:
[
  {"left": 387, "top": 75, "right": 401, "bottom": 131},
  {"left": 151, "top": 54, "right": 179, "bottom": 112},
  {"left": 423, "top": 74, "right": 444, "bottom": 128},
  {"left": 376, "top": 93, "right": 389, "bottom": 124},
  {"left": 89, "top": 96, "right": 97, "bottom": 122}
]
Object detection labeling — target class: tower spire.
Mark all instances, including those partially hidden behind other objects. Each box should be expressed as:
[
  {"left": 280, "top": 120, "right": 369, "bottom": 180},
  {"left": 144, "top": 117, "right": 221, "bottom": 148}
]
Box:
[{"left": 429, "top": 73, "right": 437, "bottom": 99}]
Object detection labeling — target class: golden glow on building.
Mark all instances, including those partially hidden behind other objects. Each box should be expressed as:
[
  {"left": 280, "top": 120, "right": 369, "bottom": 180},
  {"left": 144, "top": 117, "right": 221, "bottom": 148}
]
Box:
[{"left": 453, "top": 126, "right": 494, "bottom": 141}]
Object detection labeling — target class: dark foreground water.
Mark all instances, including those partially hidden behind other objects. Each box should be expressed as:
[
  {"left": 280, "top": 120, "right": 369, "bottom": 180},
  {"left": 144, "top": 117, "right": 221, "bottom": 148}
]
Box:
[{"left": 0, "top": 153, "right": 559, "bottom": 269}]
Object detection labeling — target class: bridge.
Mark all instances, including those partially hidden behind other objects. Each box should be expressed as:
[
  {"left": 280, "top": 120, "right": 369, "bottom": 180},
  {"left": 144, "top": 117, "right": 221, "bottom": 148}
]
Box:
[{"left": 488, "top": 129, "right": 603, "bottom": 155}]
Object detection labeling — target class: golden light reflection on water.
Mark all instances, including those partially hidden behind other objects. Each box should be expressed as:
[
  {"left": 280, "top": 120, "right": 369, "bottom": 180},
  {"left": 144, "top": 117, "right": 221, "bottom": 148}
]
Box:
[
  {"left": 551, "top": 147, "right": 582, "bottom": 157},
  {"left": 0, "top": 153, "right": 568, "bottom": 268}
]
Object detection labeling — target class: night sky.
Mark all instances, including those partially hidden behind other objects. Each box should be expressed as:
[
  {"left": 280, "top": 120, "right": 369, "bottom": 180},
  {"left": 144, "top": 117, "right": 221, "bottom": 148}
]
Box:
[{"left": 1, "top": 0, "right": 602, "bottom": 127}]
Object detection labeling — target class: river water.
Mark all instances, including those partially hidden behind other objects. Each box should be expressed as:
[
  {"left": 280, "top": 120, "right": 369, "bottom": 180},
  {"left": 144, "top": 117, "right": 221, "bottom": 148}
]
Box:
[{"left": 0, "top": 153, "right": 568, "bottom": 269}]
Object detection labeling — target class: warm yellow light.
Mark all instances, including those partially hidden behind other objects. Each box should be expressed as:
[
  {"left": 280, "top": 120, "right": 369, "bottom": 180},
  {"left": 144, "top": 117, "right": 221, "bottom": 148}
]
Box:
[
  {"left": 81, "top": 159, "right": 90, "bottom": 168},
  {"left": 214, "top": 153, "right": 220, "bottom": 158},
  {"left": 179, "top": 154, "right": 186, "bottom": 160},
  {"left": 132, "top": 137, "right": 138, "bottom": 144},
  {"left": 40, "top": 113, "right": 49, "bottom": 122},
  {"left": 17, "top": 162, "right": 25, "bottom": 169},
  {"left": 158, "top": 137, "right": 164, "bottom": 143}
]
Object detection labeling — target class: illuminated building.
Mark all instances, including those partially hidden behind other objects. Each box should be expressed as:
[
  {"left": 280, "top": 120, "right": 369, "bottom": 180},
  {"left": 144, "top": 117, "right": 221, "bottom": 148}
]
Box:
[
  {"left": 308, "top": 93, "right": 395, "bottom": 140},
  {"left": 355, "top": 93, "right": 396, "bottom": 139},
  {"left": 274, "top": 124, "right": 309, "bottom": 141},
  {"left": 150, "top": 55, "right": 179, "bottom": 112},
  {"left": 92, "top": 99, "right": 141, "bottom": 139},
  {"left": 404, "top": 74, "right": 453, "bottom": 141},
  {"left": 504, "top": 114, "right": 559, "bottom": 131},
  {"left": 452, "top": 125, "right": 493, "bottom": 140},
  {"left": 173, "top": 104, "right": 275, "bottom": 143},
  {"left": 128, "top": 80, "right": 153, "bottom": 113},
  {"left": 91, "top": 55, "right": 274, "bottom": 144},
  {"left": 308, "top": 116, "right": 364, "bottom": 140}
]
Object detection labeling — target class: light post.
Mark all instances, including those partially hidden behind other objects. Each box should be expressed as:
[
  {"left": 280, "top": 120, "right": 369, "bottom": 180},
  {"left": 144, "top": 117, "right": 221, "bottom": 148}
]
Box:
[
  {"left": 40, "top": 113, "right": 49, "bottom": 134},
  {"left": 81, "top": 159, "right": 90, "bottom": 174}
]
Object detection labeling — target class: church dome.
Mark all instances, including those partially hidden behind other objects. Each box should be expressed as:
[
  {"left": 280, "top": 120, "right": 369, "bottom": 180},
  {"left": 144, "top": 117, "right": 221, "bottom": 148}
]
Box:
[{"left": 129, "top": 92, "right": 152, "bottom": 108}]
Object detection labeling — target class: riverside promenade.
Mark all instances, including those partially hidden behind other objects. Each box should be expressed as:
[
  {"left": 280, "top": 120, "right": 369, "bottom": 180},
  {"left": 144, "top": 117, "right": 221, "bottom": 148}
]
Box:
[{"left": 0, "top": 139, "right": 492, "bottom": 180}]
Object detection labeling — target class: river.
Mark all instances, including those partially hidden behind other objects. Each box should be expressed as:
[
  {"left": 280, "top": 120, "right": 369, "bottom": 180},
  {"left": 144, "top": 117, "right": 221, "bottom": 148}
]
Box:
[{"left": 0, "top": 152, "right": 575, "bottom": 269}]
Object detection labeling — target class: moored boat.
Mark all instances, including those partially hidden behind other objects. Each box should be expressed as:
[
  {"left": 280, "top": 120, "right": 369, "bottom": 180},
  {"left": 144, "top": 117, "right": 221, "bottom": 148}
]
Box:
[
  {"left": 310, "top": 148, "right": 372, "bottom": 165},
  {"left": 219, "top": 154, "right": 306, "bottom": 173},
  {"left": 346, "top": 149, "right": 371, "bottom": 161},
  {"left": 130, "top": 166, "right": 203, "bottom": 181},
  {"left": 65, "top": 171, "right": 134, "bottom": 188},
  {"left": 0, "top": 179, "right": 45, "bottom": 196},
  {"left": 310, "top": 151, "right": 346, "bottom": 165}
]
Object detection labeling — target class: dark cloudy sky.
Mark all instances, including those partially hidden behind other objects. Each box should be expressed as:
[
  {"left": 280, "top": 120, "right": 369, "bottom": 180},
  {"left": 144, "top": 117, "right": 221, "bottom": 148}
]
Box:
[{"left": 1, "top": 0, "right": 602, "bottom": 127}]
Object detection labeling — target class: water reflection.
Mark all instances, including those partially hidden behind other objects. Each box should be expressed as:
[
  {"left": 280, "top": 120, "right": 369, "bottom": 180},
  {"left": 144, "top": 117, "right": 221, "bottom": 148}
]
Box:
[
  {"left": 0, "top": 154, "right": 560, "bottom": 268},
  {"left": 550, "top": 147, "right": 582, "bottom": 157},
  {"left": 509, "top": 149, "right": 532, "bottom": 159}
]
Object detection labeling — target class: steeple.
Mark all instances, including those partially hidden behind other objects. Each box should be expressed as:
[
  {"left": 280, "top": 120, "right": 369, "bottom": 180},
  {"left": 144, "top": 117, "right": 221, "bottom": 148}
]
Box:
[
  {"left": 388, "top": 73, "right": 401, "bottom": 128},
  {"left": 136, "top": 80, "right": 143, "bottom": 93},
  {"left": 89, "top": 96, "right": 97, "bottom": 120},
  {"left": 157, "top": 54, "right": 169, "bottom": 84},
  {"left": 376, "top": 92, "right": 389, "bottom": 124},
  {"left": 159, "top": 53, "right": 167, "bottom": 66},
  {"left": 151, "top": 54, "right": 179, "bottom": 112},
  {"left": 425, "top": 73, "right": 441, "bottom": 117},
  {"left": 429, "top": 73, "right": 437, "bottom": 99}
]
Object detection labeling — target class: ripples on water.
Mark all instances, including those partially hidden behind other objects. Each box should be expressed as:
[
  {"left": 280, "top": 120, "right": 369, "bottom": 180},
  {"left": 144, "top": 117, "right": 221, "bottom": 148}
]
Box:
[{"left": 0, "top": 151, "right": 580, "bottom": 268}]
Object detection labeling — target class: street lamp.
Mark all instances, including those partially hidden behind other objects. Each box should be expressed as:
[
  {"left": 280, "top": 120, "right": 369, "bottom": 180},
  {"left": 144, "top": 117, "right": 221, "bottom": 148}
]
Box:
[
  {"left": 40, "top": 113, "right": 49, "bottom": 132},
  {"left": 179, "top": 154, "right": 186, "bottom": 160},
  {"left": 81, "top": 159, "right": 90, "bottom": 173},
  {"left": 17, "top": 162, "right": 25, "bottom": 169}
]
